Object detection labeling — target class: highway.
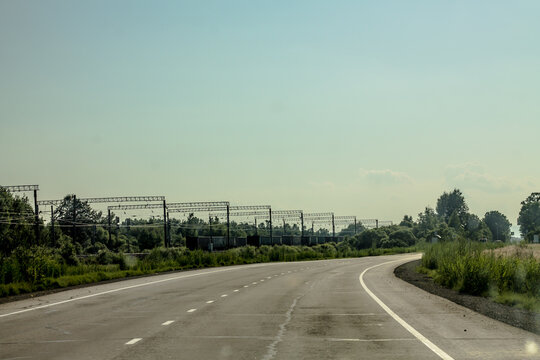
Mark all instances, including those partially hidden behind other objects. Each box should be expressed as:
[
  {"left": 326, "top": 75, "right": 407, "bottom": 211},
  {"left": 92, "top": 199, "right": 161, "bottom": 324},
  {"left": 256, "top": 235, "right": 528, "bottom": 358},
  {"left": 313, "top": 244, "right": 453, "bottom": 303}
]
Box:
[{"left": 0, "top": 253, "right": 538, "bottom": 359}]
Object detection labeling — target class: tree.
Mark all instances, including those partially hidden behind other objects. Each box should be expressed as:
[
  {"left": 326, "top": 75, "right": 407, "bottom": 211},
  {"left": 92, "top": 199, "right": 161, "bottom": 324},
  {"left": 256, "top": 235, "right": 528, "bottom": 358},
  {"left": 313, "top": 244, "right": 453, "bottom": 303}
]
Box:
[
  {"left": 436, "top": 189, "right": 469, "bottom": 223},
  {"left": 483, "top": 211, "right": 511, "bottom": 241},
  {"left": 54, "top": 195, "right": 104, "bottom": 247},
  {"left": 448, "top": 210, "right": 462, "bottom": 231},
  {"left": 517, "top": 193, "right": 540, "bottom": 237},
  {"left": 414, "top": 207, "right": 441, "bottom": 240},
  {"left": 399, "top": 215, "right": 414, "bottom": 228},
  {"left": 464, "top": 213, "right": 492, "bottom": 241},
  {"left": 0, "top": 188, "right": 37, "bottom": 255}
]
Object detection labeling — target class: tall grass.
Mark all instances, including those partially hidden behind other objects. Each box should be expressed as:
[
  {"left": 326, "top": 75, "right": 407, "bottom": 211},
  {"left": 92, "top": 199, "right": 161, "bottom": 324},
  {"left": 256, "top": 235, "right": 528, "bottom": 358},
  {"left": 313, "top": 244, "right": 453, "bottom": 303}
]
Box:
[
  {"left": 0, "top": 244, "right": 416, "bottom": 298},
  {"left": 421, "top": 240, "right": 540, "bottom": 311}
]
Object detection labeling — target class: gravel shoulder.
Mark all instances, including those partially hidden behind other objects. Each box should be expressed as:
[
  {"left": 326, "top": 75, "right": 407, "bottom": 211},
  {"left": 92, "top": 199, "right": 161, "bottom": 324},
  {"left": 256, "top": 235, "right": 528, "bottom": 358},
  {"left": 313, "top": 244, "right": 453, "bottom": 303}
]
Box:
[{"left": 394, "top": 259, "right": 540, "bottom": 335}]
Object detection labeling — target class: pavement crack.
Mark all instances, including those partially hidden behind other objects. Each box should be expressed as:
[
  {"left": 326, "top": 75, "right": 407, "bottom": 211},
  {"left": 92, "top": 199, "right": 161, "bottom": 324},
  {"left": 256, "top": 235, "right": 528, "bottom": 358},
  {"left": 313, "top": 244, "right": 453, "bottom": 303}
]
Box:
[{"left": 261, "top": 293, "right": 304, "bottom": 360}]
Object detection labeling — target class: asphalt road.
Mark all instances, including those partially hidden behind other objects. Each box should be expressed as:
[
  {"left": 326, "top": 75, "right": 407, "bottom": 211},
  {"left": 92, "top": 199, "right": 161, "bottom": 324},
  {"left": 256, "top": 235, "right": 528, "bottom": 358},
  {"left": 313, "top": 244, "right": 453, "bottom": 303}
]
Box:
[{"left": 1, "top": 254, "right": 539, "bottom": 359}]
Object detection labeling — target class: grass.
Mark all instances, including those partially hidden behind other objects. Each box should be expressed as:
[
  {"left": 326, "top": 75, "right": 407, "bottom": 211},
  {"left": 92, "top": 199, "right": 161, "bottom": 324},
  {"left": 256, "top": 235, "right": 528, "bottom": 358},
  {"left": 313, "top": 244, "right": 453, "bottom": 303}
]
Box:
[
  {"left": 420, "top": 240, "right": 540, "bottom": 312},
  {"left": 0, "top": 244, "right": 416, "bottom": 298}
]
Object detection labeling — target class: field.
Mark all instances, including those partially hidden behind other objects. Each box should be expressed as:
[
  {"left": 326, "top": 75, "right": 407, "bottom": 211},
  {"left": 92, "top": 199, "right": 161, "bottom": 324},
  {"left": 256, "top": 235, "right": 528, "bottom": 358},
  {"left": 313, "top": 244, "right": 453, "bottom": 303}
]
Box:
[
  {"left": 421, "top": 241, "right": 540, "bottom": 312},
  {"left": 487, "top": 243, "right": 540, "bottom": 261}
]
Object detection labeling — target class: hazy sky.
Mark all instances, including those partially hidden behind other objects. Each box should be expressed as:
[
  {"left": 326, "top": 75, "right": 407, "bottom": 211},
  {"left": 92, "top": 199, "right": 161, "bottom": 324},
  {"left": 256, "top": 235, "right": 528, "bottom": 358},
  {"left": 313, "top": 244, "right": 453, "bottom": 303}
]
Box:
[{"left": 1, "top": 1, "right": 538, "bottom": 232}]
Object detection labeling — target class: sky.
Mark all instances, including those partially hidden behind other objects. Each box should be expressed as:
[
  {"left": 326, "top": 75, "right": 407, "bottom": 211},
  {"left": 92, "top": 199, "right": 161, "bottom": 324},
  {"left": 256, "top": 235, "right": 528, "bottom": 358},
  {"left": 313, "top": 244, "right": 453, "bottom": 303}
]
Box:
[{"left": 1, "top": 1, "right": 539, "bottom": 233}]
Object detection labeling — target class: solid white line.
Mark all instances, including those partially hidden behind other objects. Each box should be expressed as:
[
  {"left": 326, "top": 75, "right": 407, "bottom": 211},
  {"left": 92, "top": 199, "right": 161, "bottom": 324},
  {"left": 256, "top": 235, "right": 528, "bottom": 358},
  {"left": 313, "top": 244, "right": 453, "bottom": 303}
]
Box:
[
  {"left": 326, "top": 338, "right": 415, "bottom": 342},
  {"left": 206, "top": 300, "right": 214, "bottom": 304},
  {"left": 0, "top": 266, "right": 246, "bottom": 318},
  {"left": 359, "top": 259, "right": 454, "bottom": 360},
  {"left": 125, "top": 338, "right": 142, "bottom": 345},
  {"left": 187, "top": 308, "right": 197, "bottom": 313},
  {"left": 161, "top": 320, "right": 174, "bottom": 326}
]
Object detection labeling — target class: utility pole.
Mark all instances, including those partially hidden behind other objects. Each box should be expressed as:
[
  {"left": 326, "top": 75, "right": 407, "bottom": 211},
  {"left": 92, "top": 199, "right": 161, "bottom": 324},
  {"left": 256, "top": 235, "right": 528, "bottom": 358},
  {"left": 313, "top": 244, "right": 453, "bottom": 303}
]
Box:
[
  {"left": 312, "top": 221, "right": 314, "bottom": 235},
  {"left": 108, "top": 209, "right": 112, "bottom": 245},
  {"left": 72, "top": 195, "right": 77, "bottom": 243},
  {"left": 226, "top": 204, "right": 230, "bottom": 248},
  {"left": 209, "top": 214, "right": 212, "bottom": 241},
  {"left": 33, "top": 189, "right": 40, "bottom": 244},
  {"left": 332, "top": 213, "right": 335, "bottom": 240},
  {"left": 354, "top": 217, "right": 357, "bottom": 235},
  {"left": 167, "top": 211, "right": 171, "bottom": 247},
  {"left": 163, "top": 199, "right": 168, "bottom": 247},
  {"left": 376, "top": 219, "right": 379, "bottom": 229},
  {"left": 269, "top": 208, "right": 273, "bottom": 239},
  {"left": 283, "top": 218, "right": 286, "bottom": 235},
  {"left": 300, "top": 212, "right": 304, "bottom": 238},
  {"left": 255, "top": 218, "right": 258, "bottom": 235},
  {"left": 50, "top": 205, "right": 55, "bottom": 245}
]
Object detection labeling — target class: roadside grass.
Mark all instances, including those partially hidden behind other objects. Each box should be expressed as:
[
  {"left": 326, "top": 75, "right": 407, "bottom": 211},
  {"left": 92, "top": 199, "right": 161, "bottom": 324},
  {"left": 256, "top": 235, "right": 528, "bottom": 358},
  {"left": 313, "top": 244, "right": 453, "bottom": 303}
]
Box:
[
  {"left": 0, "top": 244, "right": 416, "bottom": 298},
  {"left": 420, "top": 240, "right": 540, "bottom": 313}
]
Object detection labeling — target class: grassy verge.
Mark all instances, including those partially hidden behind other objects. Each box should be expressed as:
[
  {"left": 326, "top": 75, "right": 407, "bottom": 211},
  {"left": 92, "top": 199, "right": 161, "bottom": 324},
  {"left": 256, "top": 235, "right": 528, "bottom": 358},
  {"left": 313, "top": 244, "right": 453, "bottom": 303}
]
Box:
[
  {"left": 420, "top": 241, "right": 540, "bottom": 312},
  {"left": 0, "top": 244, "right": 416, "bottom": 298}
]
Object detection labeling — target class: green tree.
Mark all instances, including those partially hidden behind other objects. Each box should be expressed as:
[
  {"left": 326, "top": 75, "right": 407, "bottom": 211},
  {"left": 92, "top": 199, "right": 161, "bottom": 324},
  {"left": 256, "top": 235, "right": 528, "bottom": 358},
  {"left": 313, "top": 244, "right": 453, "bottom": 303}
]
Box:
[
  {"left": 0, "top": 188, "right": 37, "bottom": 255},
  {"left": 464, "top": 213, "right": 492, "bottom": 241},
  {"left": 54, "top": 195, "right": 104, "bottom": 248},
  {"left": 414, "top": 207, "right": 441, "bottom": 240},
  {"left": 483, "top": 211, "right": 511, "bottom": 241},
  {"left": 399, "top": 215, "right": 414, "bottom": 228},
  {"left": 436, "top": 189, "right": 469, "bottom": 223},
  {"left": 517, "top": 193, "right": 540, "bottom": 238}
]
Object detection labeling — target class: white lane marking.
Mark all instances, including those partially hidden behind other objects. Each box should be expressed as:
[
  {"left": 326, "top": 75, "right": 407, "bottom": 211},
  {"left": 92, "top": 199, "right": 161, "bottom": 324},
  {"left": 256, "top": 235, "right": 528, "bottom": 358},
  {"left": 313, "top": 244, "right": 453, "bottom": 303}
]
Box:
[
  {"left": 281, "top": 273, "right": 285, "bottom": 275},
  {"left": 206, "top": 300, "right": 214, "bottom": 304},
  {"left": 161, "top": 320, "right": 174, "bottom": 326},
  {"left": 252, "top": 282, "right": 258, "bottom": 285},
  {"left": 221, "top": 294, "right": 228, "bottom": 297},
  {"left": 287, "top": 271, "right": 291, "bottom": 273},
  {"left": 244, "top": 285, "right": 249, "bottom": 288},
  {"left": 126, "top": 338, "right": 142, "bottom": 345},
  {"left": 0, "top": 266, "right": 252, "bottom": 318},
  {"left": 267, "top": 276, "right": 272, "bottom": 279},
  {"left": 187, "top": 308, "right": 197, "bottom": 313},
  {"left": 233, "top": 289, "right": 239, "bottom": 292},
  {"left": 326, "top": 338, "right": 415, "bottom": 342},
  {"left": 359, "top": 259, "right": 454, "bottom": 360},
  {"left": 260, "top": 279, "right": 265, "bottom": 282}
]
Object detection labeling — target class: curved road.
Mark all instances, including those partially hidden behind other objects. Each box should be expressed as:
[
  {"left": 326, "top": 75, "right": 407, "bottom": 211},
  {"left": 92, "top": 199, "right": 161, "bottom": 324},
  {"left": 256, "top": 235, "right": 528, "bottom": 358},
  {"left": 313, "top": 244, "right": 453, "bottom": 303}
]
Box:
[{"left": 1, "top": 254, "right": 538, "bottom": 359}]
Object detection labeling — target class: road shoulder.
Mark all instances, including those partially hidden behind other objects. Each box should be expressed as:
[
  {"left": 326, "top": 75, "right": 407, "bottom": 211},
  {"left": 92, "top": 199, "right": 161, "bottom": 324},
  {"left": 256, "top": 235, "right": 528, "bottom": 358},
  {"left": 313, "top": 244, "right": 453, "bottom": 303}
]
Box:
[{"left": 394, "top": 259, "right": 540, "bottom": 335}]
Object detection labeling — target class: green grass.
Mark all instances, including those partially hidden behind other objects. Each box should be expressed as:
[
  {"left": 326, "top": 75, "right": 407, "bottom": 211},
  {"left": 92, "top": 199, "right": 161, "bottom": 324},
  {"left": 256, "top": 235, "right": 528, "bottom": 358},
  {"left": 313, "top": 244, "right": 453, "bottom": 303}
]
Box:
[
  {"left": 0, "top": 244, "right": 416, "bottom": 298},
  {"left": 420, "top": 240, "right": 540, "bottom": 313}
]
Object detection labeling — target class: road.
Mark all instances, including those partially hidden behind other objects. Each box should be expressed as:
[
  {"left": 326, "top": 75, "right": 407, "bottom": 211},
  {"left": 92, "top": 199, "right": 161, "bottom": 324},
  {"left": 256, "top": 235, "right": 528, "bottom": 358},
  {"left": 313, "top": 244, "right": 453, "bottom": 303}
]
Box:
[{"left": 0, "top": 253, "right": 538, "bottom": 359}]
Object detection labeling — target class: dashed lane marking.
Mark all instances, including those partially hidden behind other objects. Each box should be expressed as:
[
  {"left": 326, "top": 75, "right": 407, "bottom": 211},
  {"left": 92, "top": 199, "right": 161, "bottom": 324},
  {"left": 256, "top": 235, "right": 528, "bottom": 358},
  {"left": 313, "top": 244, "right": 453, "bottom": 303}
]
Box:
[
  {"left": 161, "top": 320, "right": 174, "bottom": 326},
  {"left": 206, "top": 300, "right": 214, "bottom": 304},
  {"left": 126, "top": 338, "right": 142, "bottom": 345},
  {"left": 187, "top": 309, "right": 197, "bottom": 313}
]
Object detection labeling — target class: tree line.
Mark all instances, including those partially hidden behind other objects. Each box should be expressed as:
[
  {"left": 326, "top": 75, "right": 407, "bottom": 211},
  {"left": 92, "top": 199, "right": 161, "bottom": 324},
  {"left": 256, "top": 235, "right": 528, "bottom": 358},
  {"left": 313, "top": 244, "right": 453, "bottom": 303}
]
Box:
[{"left": 1, "top": 188, "right": 539, "bottom": 263}]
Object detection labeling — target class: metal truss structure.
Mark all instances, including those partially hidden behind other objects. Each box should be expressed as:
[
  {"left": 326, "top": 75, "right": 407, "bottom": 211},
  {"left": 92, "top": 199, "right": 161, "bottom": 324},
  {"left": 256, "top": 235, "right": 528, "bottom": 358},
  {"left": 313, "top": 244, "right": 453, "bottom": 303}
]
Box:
[
  {"left": 1, "top": 185, "right": 39, "bottom": 192},
  {"left": 1, "top": 185, "right": 40, "bottom": 240},
  {"left": 37, "top": 196, "right": 165, "bottom": 206}
]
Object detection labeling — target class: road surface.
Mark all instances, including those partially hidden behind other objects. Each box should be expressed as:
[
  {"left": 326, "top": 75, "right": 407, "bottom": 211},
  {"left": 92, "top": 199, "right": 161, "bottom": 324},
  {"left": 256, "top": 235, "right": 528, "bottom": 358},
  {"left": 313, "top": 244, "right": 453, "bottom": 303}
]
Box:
[{"left": 1, "top": 253, "right": 538, "bottom": 359}]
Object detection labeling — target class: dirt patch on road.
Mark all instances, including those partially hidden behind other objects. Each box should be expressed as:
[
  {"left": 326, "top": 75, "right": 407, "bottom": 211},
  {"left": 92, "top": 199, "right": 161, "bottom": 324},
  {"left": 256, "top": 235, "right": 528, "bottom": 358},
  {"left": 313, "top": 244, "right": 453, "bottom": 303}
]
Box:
[{"left": 394, "top": 259, "right": 540, "bottom": 335}]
